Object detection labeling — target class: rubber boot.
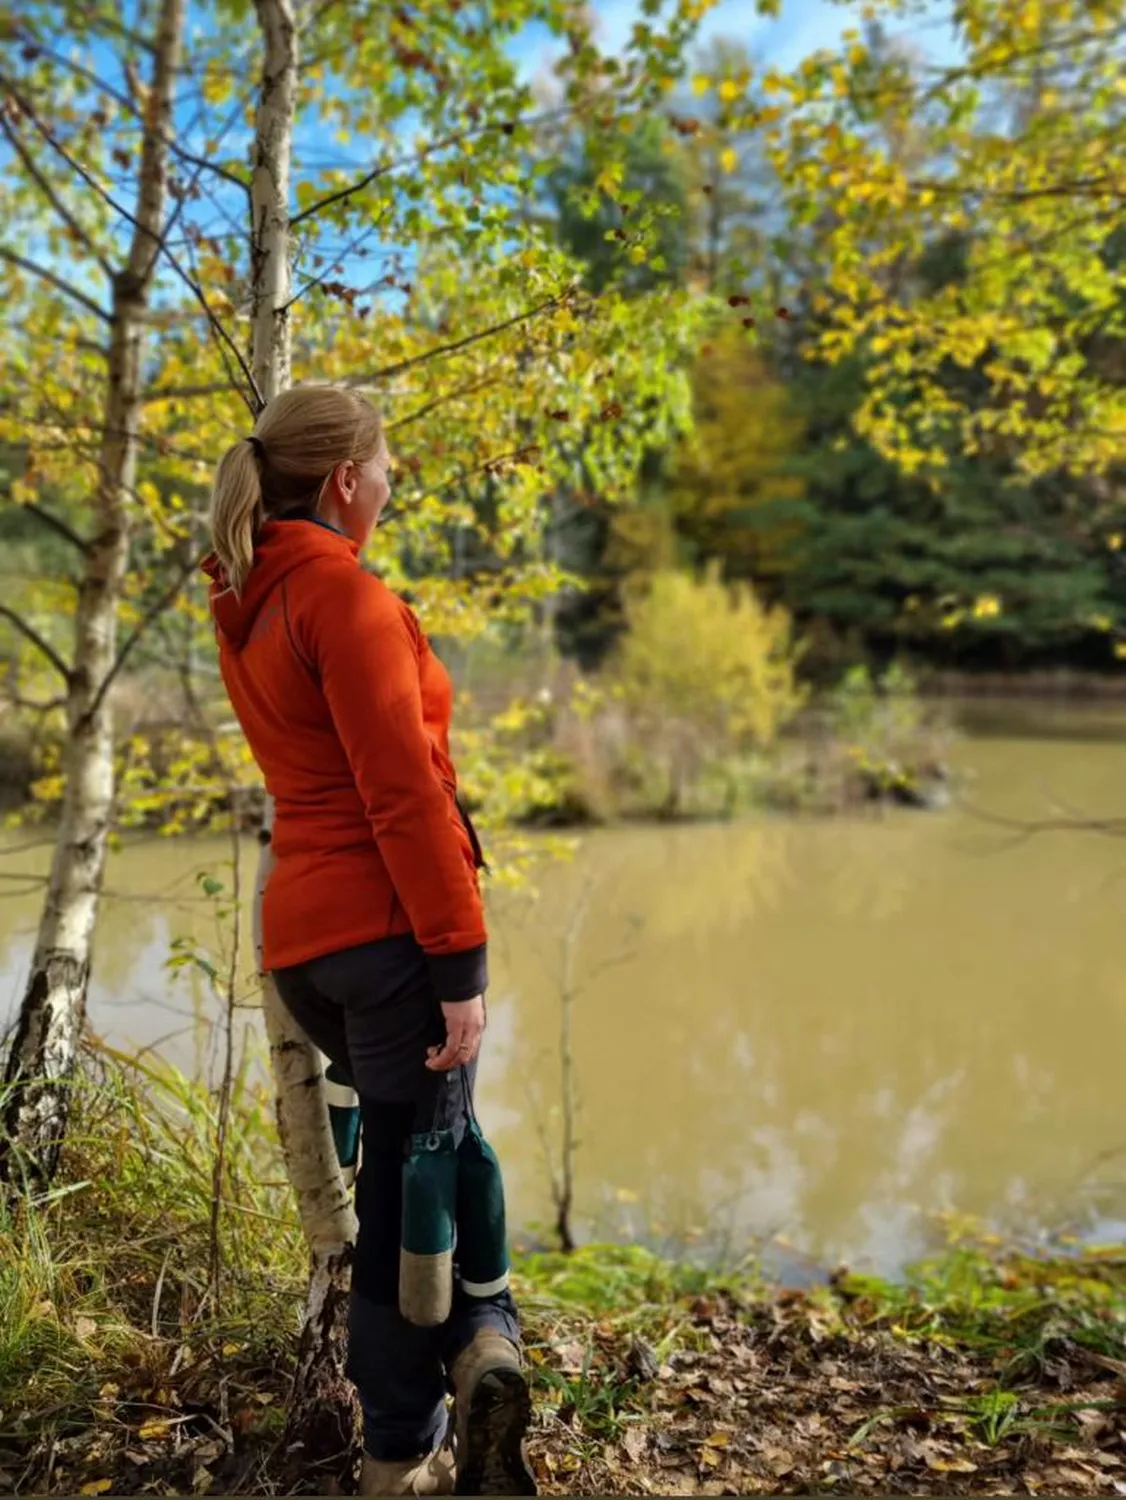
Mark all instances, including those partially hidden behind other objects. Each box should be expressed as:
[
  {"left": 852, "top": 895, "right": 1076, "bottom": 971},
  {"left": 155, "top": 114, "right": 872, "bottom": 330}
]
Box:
[
  {"left": 449, "top": 1332, "right": 536, "bottom": 1496},
  {"left": 359, "top": 1447, "right": 455, "bottom": 1496}
]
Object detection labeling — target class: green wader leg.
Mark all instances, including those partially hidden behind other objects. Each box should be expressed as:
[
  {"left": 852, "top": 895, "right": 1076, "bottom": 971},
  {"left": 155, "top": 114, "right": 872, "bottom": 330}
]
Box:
[{"left": 400, "top": 1127, "right": 458, "bottom": 1327}]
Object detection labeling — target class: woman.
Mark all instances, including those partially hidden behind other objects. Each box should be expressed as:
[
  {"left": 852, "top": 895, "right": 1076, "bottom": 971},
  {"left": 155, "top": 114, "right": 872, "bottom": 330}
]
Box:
[{"left": 203, "top": 385, "right": 535, "bottom": 1498}]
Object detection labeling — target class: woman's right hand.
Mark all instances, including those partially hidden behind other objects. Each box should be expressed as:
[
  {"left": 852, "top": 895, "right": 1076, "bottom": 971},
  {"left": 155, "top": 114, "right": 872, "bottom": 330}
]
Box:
[{"left": 426, "top": 995, "right": 486, "bottom": 1071}]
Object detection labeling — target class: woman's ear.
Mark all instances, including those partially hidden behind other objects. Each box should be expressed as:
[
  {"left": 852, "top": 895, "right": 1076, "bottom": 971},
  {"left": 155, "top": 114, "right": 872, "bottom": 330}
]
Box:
[{"left": 334, "top": 459, "right": 357, "bottom": 503}]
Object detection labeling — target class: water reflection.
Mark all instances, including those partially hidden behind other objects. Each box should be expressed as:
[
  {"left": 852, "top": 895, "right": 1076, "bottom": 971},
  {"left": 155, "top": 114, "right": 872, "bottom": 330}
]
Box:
[{"left": 2, "top": 728, "right": 1126, "bottom": 1274}]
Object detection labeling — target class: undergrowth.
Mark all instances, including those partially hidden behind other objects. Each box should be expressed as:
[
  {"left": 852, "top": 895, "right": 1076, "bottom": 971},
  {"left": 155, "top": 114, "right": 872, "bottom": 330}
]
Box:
[{"left": 1, "top": 1048, "right": 1124, "bottom": 1496}]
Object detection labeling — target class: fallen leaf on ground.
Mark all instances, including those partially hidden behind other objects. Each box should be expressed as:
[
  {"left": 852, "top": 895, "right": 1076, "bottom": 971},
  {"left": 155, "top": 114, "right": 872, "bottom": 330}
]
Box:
[
  {"left": 622, "top": 1428, "right": 647, "bottom": 1463},
  {"left": 137, "top": 1418, "right": 174, "bottom": 1441},
  {"left": 554, "top": 1338, "right": 587, "bottom": 1374},
  {"left": 765, "top": 1447, "right": 796, "bottom": 1477},
  {"left": 927, "top": 1454, "right": 979, "bottom": 1473}
]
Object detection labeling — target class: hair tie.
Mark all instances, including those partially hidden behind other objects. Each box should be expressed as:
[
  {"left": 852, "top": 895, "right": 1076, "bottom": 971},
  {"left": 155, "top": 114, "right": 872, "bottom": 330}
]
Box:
[{"left": 247, "top": 434, "right": 266, "bottom": 460}]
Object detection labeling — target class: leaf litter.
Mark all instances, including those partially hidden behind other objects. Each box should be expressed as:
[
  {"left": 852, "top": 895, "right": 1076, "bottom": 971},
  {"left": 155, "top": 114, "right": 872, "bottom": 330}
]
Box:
[{"left": 4, "top": 1247, "right": 1126, "bottom": 1495}]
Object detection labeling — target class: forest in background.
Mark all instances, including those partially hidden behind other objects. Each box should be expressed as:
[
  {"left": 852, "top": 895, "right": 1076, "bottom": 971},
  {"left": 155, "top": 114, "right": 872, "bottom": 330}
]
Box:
[
  {"left": 3, "top": 0, "right": 1123, "bottom": 837},
  {"left": 0, "top": 3, "right": 1124, "bottom": 1492}
]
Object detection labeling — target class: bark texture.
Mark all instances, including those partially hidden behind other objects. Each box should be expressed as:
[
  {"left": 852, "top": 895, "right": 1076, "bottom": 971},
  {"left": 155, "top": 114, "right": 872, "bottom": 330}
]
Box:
[
  {"left": 248, "top": 1, "right": 360, "bottom": 1479},
  {"left": 0, "top": 0, "right": 186, "bottom": 1188}
]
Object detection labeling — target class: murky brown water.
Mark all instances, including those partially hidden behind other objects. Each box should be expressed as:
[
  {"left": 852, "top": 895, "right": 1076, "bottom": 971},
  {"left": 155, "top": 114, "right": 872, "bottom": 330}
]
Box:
[{"left": 4, "top": 706, "right": 1126, "bottom": 1275}]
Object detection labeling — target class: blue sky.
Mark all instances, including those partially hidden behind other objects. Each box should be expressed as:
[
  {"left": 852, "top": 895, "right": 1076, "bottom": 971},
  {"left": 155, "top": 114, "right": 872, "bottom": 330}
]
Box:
[
  {"left": 18, "top": 0, "right": 963, "bottom": 321},
  {"left": 510, "top": 0, "right": 962, "bottom": 80}
]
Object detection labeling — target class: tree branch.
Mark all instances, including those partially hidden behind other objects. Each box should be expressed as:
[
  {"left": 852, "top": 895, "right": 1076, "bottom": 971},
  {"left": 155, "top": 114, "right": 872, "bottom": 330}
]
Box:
[
  {"left": 0, "top": 605, "right": 71, "bottom": 684},
  {"left": 2, "top": 691, "right": 67, "bottom": 717},
  {"left": 909, "top": 174, "right": 1121, "bottom": 203},
  {"left": 4, "top": 77, "right": 153, "bottom": 252},
  {"left": 81, "top": 548, "right": 207, "bottom": 729},
  {"left": 0, "top": 245, "right": 112, "bottom": 322},
  {"left": 19, "top": 502, "right": 91, "bottom": 554},
  {"left": 961, "top": 799, "right": 1126, "bottom": 845},
  {"left": 6, "top": 78, "right": 262, "bottom": 414},
  {"left": 384, "top": 367, "right": 505, "bottom": 432},
  {"left": 0, "top": 113, "right": 112, "bottom": 277},
  {"left": 354, "top": 290, "right": 574, "bottom": 386},
  {"left": 179, "top": 237, "right": 262, "bottom": 416},
  {"left": 278, "top": 211, "right": 389, "bottom": 311},
  {"left": 73, "top": 7, "right": 160, "bottom": 56},
  {"left": 289, "top": 109, "right": 565, "bottom": 228},
  {"left": 140, "top": 381, "right": 240, "bottom": 404},
  {"left": 10, "top": 42, "right": 252, "bottom": 197}
]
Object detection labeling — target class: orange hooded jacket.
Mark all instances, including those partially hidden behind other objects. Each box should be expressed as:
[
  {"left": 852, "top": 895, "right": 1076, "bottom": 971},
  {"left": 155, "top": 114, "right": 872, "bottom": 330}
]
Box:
[{"left": 204, "top": 518, "right": 488, "bottom": 1001}]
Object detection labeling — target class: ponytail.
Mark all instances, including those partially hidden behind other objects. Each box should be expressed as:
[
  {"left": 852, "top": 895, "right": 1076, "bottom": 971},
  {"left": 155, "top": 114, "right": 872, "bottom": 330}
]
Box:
[
  {"left": 206, "top": 387, "right": 384, "bottom": 594},
  {"left": 207, "top": 438, "right": 264, "bottom": 597}
]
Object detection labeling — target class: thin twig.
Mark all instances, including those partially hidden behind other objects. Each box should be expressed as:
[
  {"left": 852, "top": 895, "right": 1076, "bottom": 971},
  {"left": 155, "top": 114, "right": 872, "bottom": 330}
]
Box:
[
  {"left": 80, "top": 548, "right": 209, "bottom": 730},
  {"left": 908, "top": 173, "right": 1121, "bottom": 204},
  {"left": 179, "top": 235, "right": 261, "bottom": 416},
  {"left": 0, "top": 112, "right": 111, "bottom": 275},
  {"left": 279, "top": 210, "right": 389, "bottom": 312},
  {"left": 208, "top": 813, "right": 242, "bottom": 1305},
  {"left": 19, "top": 501, "right": 91, "bottom": 554},
  {"left": 9, "top": 79, "right": 261, "bottom": 411},
  {"left": 10, "top": 42, "right": 252, "bottom": 195},
  {"left": 959, "top": 797, "right": 1126, "bottom": 842},
  {"left": 151, "top": 1243, "right": 174, "bottom": 1338},
  {"left": 384, "top": 366, "right": 505, "bottom": 432},
  {"left": 353, "top": 290, "right": 573, "bottom": 387},
  {"left": 0, "top": 604, "right": 71, "bottom": 683},
  {"left": 0, "top": 245, "right": 111, "bottom": 323},
  {"left": 139, "top": 381, "right": 241, "bottom": 404},
  {"left": 288, "top": 111, "right": 563, "bottom": 228}
]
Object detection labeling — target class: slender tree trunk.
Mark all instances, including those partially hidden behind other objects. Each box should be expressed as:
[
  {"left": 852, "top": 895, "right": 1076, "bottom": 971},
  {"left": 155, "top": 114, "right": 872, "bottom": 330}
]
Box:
[
  {"left": 249, "top": 0, "right": 360, "bottom": 1477},
  {"left": 251, "top": 0, "right": 297, "bottom": 402},
  {"left": 0, "top": 0, "right": 185, "bottom": 1188}
]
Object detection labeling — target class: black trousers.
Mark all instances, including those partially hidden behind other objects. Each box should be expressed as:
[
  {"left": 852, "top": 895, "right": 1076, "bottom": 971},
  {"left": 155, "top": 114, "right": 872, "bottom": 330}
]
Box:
[{"left": 273, "top": 934, "right": 520, "bottom": 1461}]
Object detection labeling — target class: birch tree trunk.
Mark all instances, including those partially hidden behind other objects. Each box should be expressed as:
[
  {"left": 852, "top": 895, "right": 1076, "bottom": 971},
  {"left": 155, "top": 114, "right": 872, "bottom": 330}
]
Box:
[
  {"left": 249, "top": 0, "right": 360, "bottom": 1475},
  {"left": 0, "top": 0, "right": 186, "bottom": 1188}
]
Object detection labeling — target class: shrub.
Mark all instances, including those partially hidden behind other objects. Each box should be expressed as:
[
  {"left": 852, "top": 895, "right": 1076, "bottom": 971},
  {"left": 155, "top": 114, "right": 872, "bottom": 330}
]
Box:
[{"left": 608, "top": 565, "right": 806, "bottom": 815}]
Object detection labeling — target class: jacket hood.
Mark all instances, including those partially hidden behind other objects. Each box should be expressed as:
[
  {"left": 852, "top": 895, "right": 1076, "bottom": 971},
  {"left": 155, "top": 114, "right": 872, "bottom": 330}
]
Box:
[{"left": 203, "top": 519, "right": 360, "bottom": 649}]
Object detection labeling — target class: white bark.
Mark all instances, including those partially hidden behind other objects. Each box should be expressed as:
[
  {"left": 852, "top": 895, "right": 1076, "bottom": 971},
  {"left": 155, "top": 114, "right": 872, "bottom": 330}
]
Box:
[
  {"left": 251, "top": 0, "right": 298, "bottom": 402},
  {"left": 248, "top": 0, "right": 358, "bottom": 1453},
  {"left": 1, "top": 0, "right": 185, "bottom": 1185},
  {"left": 253, "top": 831, "right": 357, "bottom": 1259}
]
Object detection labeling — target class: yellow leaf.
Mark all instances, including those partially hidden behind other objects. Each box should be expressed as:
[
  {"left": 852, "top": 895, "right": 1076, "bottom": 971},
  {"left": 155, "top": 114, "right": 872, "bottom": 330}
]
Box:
[
  {"left": 718, "top": 79, "right": 740, "bottom": 103},
  {"left": 704, "top": 1431, "right": 730, "bottom": 1447},
  {"left": 201, "top": 73, "right": 230, "bottom": 106},
  {"left": 691, "top": 74, "right": 710, "bottom": 96},
  {"left": 138, "top": 1418, "right": 174, "bottom": 1441},
  {"left": 719, "top": 147, "right": 738, "bottom": 173},
  {"left": 80, "top": 1482, "right": 112, "bottom": 1495},
  {"left": 926, "top": 1454, "right": 978, "bottom": 1473}
]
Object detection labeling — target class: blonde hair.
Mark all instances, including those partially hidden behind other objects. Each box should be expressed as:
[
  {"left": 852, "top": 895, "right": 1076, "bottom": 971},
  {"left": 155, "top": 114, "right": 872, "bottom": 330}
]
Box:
[{"left": 208, "top": 385, "right": 383, "bottom": 595}]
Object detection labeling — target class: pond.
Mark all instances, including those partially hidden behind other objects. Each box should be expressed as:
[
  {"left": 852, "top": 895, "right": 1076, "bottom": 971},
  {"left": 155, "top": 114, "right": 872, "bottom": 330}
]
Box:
[{"left": 3, "top": 702, "right": 1126, "bottom": 1278}]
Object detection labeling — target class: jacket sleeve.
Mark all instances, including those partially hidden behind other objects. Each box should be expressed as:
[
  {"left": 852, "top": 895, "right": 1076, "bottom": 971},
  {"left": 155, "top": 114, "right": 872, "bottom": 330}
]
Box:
[{"left": 298, "top": 563, "right": 487, "bottom": 1002}]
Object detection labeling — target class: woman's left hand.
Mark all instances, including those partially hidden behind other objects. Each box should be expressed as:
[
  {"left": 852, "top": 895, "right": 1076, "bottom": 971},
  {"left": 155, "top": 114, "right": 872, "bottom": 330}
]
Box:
[{"left": 426, "top": 995, "right": 486, "bottom": 1071}]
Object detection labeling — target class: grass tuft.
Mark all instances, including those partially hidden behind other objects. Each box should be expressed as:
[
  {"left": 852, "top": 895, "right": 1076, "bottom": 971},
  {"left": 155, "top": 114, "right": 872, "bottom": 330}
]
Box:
[{"left": 1, "top": 1046, "right": 1124, "bottom": 1495}]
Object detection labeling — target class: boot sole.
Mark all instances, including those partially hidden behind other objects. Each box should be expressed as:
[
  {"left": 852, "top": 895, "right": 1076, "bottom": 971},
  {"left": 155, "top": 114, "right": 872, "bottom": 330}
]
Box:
[{"left": 454, "top": 1366, "right": 536, "bottom": 1496}]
